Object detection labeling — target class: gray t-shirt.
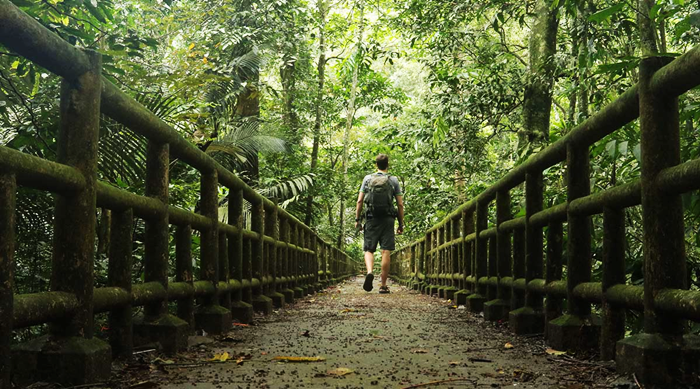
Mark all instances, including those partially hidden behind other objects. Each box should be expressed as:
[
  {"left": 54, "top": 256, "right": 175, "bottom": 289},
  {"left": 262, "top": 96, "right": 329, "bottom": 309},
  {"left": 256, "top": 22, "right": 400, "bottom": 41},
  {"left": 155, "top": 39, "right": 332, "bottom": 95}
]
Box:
[{"left": 360, "top": 172, "right": 403, "bottom": 196}]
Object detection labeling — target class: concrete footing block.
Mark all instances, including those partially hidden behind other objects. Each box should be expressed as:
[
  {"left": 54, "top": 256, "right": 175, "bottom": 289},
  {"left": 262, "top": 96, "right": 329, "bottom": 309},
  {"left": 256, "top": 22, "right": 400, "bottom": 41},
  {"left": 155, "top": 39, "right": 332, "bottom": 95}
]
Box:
[
  {"left": 546, "top": 314, "right": 601, "bottom": 352},
  {"left": 616, "top": 333, "right": 685, "bottom": 387},
  {"left": 293, "top": 287, "right": 306, "bottom": 299},
  {"left": 267, "top": 292, "right": 286, "bottom": 309},
  {"left": 444, "top": 287, "right": 458, "bottom": 301},
  {"left": 194, "top": 304, "right": 233, "bottom": 335},
  {"left": 12, "top": 336, "right": 111, "bottom": 387},
  {"left": 428, "top": 285, "right": 440, "bottom": 297},
  {"left": 280, "top": 288, "right": 295, "bottom": 305},
  {"left": 454, "top": 290, "right": 471, "bottom": 305},
  {"left": 230, "top": 300, "right": 254, "bottom": 324},
  {"left": 466, "top": 293, "right": 486, "bottom": 313},
  {"left": 483, "top": 299, "right": 510, "bottom": 321},
  {"left": 509, "top": 306, "right": 544, "bottom": 335},
  {"left": 251, "top": 295, "right": 274, "bottom": 315},
  {"left": 133, "top": 314, "right": 189, "bottom": 355}
]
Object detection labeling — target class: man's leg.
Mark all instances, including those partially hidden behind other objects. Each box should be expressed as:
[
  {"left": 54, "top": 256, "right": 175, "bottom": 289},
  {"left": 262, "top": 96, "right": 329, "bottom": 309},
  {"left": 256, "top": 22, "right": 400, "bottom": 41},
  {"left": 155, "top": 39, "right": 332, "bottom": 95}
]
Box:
[
  {"left": 380, "top": 250, "right": 391, "bottom": 287},
  {"left": 364, "top": 251, "right": 374, "bottom": 274}
]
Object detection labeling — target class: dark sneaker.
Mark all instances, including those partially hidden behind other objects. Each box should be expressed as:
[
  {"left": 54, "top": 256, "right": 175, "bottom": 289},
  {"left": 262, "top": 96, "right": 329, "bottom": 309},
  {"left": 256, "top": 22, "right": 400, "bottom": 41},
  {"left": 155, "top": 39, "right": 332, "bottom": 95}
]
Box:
[
  {"left": 363, "top": 273, "right": 374, "bottom": 292},
  {"left": 379, "top": 286, "right": 390, "bottom": 294}
]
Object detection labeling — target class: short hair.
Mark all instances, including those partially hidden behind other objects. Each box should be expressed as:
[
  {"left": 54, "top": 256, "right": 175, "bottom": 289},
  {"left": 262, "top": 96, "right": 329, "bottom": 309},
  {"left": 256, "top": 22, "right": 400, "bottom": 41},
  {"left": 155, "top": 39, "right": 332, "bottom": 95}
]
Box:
[{"left": 375, "top": 154, "right": 389, "bottom": 170}]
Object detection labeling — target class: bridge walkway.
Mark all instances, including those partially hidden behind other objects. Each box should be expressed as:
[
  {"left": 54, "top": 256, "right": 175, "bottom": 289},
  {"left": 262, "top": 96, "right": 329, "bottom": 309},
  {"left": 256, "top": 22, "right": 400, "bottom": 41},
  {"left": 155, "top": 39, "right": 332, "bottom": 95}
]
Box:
[{"left": 107, "top": 277, "right": 619, "bottom": 389}]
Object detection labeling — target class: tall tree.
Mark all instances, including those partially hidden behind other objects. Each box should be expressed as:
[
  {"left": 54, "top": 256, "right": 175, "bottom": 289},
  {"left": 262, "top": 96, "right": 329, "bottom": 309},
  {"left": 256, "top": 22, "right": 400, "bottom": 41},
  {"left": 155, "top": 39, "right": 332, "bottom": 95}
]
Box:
[
  {"left": 520, "top": 0, "right": 560, "bottom": 145},
  {"left": 304, "top": 0, "right": 328, "bottom": 226},
  {"left": 337, "top": 1, "right": 365, "bottom": 248}
]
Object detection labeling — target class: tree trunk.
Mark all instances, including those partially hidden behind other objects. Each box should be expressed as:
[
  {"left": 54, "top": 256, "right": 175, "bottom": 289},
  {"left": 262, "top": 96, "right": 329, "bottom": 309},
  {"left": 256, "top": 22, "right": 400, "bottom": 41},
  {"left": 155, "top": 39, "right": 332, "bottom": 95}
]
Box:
[
  {"left": 337, "top": 1, "right": 364, "bottom": 248},
  {"left": 520, "top": 0, "right": 560, "bottom": 147},
  {"left": 304, "top": 0, "right": 328, "bottom": 226},
  {"left": 576, "top": 0, "right": 595, "bottom": 123},
  {"left": 638, "top": 0, "right": 659, "bottom": 56},
  {"left": 280, "top": 17, "right": 300, "bottom": 145}
]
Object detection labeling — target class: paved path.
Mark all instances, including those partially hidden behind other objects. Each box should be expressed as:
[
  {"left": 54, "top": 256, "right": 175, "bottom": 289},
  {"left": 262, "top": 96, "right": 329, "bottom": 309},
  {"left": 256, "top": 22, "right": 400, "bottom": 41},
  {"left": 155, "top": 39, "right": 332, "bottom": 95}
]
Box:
[{"left": 110, "top": 277, "right": 625, "bottom": 389}]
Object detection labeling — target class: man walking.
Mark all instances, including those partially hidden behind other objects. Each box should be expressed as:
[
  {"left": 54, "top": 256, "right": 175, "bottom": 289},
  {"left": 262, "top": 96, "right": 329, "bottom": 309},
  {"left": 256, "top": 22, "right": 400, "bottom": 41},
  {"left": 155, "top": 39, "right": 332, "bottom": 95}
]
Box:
[{"left": 355, "top": 154, "right": 404, "bottom": 294}]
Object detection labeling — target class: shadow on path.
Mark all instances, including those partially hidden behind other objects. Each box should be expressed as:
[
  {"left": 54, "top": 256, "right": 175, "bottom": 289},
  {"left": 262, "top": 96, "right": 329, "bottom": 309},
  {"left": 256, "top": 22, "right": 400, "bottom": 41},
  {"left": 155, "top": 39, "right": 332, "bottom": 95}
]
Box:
[{"left": 107, "top": 277, "right": 623, "bottom": 388}]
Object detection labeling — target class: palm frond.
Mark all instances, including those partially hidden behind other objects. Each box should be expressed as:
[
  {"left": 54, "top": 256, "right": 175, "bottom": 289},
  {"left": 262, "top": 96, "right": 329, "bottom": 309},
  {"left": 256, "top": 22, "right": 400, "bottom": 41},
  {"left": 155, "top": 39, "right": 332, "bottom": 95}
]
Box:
[
  {"left": 257, "top": 174, "right": 315, "bottom": 203},
  {"left": 206, "top": 118, "right": 287, "bottom": 170}
]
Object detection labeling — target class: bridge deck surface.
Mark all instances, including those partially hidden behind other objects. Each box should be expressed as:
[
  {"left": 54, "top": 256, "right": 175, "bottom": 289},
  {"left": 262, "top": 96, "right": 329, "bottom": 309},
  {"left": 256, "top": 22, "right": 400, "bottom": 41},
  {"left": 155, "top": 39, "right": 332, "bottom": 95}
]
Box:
[{"left": 103, "top": 278, "right": 625, "bottom": 388}]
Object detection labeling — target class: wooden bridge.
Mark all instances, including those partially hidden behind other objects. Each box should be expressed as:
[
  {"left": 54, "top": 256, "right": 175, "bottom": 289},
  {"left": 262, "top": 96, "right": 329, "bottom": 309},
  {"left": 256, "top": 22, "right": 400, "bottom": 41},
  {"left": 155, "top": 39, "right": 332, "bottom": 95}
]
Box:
[{"left": 2, "top": 0, "right": 700, "bottom": 387}]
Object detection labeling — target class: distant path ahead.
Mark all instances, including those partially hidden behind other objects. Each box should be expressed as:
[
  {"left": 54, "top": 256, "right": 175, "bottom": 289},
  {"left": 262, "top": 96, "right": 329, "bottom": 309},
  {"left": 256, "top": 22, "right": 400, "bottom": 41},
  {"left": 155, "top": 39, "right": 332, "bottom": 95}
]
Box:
[{"left": 112, "top": 277, "right": 620, "bottom": 388}]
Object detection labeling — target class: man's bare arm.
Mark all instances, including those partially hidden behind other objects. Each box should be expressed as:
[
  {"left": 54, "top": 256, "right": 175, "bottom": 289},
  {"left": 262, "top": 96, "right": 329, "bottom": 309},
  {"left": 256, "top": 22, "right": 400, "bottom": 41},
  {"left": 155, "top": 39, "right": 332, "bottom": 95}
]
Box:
[
  {"left": 396, "top": 195, "right": 404, "bottom": 233},
  {"left": 355, "top": 192, "right": 365, "bottom": 222}
]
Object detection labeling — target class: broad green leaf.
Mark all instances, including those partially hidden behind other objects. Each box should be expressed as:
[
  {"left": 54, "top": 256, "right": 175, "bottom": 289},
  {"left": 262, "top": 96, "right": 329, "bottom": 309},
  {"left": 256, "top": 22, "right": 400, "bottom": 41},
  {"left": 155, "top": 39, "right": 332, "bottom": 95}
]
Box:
[
  {"left": 605, "top": 140, "right": 617, "bottom": 158},
  {"left": 589, "top": 4, "right": 625, "bottom": 23}
]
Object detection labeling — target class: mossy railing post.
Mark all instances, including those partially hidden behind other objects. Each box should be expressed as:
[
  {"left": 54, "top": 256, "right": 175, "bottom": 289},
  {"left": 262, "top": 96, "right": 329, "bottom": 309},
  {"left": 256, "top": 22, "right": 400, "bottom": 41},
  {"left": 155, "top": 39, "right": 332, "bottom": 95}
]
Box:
[
  {"left": 251, "top": 201, "right": 273, "bottom": 314},
  {"left": 437, "top": 225, "right": 446, "bottom": 298},
  {"left": 548, "top": 143, "right": 599, "bottom": 350},
  {"left": 544, "top": 221, "right": 563, "bottom": 340},
  {"left": 455, "top": 210, "right": 473, "bottom": 304},
  {"left": 12, "top": 50, "right": 112, "bottom": 385},
  {"left": 195, "top": 170, "right": 232, "bottom": 334},
  {"left": 600, "top": 207, "right": 625, "bottom": 360},
  {"left": 133, "top": 137, "right": 187, "bottom": 354},
  {"left": 241, "top": 214, "right": 253, "bottom": 305},
  {"left": 429, "top": 230, "right": 439, "bottom": 296},
  {"left": 175, "top": 224, "right": 195, "bottom": 329},
  {"left": 486, "top": 236, "right": 497, "bottom": 305},
  {"left": 292, "top": 226, "right": 305, "bottom": 297},
  {"left": 219, "top": 230, "right": 231, "bottom": 310},
  {"left": 108, "top": 209, "right": 135, "bottom": 357},
  {"left": 0, "top": 172, "right": 16, "bottom": 388},
  {"left": 511, "top": 227, "right": 526, "bottom": 311},
  {"left": 409, "top": 244, "right": 417, "bottom": 289},
  {"left": 510, "top": 171, "right": 544, "bottom": 335},
  {"left": 467, "top": 201, "right": 488, "bottom": 311},
  {"left": 266, "top": 204, "right": 285, "bottom": 308},
  {"left": 447, "top": 218, "right": 460, "bottom": 299},
  {"left": 485, "top": 190, "right": 512, "bottom": 321},
  {"left": 229, "top": 188, "right": 253, "bottom": 323},
  {"left": 423, "top": 231, "right": 431, "bottom": 294},
  {"left": 417, "top": 238, "right": 426, "bottom": 291},
  {"left": 279, "top": 218, "right": 295, "bottom": 303},
  {"left": 616, "top": 56, "right": 700, "bottom": 385}
]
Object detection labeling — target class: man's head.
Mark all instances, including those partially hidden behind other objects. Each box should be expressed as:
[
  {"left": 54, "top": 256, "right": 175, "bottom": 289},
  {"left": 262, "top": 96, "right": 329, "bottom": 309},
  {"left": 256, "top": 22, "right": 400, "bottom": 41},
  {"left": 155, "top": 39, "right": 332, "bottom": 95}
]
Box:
[{"left": 375, "top": 154, "right": 389, "bottom": 171}]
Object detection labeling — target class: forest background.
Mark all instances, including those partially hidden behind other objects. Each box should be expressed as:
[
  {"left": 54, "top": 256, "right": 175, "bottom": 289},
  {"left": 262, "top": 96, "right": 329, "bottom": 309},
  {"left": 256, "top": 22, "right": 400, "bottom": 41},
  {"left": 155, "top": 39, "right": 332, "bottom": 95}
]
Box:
[{"left": 2, "top": 0, "right": 700, "bottom": 336}]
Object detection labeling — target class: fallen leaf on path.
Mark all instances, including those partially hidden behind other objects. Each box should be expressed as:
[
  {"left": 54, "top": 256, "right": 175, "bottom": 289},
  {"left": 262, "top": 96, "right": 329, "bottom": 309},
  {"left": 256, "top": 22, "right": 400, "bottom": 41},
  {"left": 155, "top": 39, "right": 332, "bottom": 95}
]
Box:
[
  {"left": 468, "top": 357, "right": 492, "bottom": 363},
  {"left": 151, "top": 358, "right": 174, "bottom": 365},
  {"left": 273, "top": 356, "right": 326, "bottom": 362},
  {"left": 513, "top": 369, "right": 534, "bottom": 382},
  {"left": 545, "top": 348, "right": 566, "bottom": 356},
  {"left": 209, "top": 352, "right": 230, "bottom": 362},
  {"left": 219, "top": 336, "right": 242, "bottom": 343},
  {"left": 327, "top": 367, "right": 354, "bottom": 376},
  {"left": 449, "top": 361, "right": 460, "bottom": 366},
  {"left": 504, "top": 342, "right": 514, "bottom": 349},
  {"left": 232, "top": 323, "right": 250, "bottom": 327},
  {"left": 340, "top": 308, "right": 356, "bottom": 313},
  {"left": 129, "top": 381, "right": 159, "bottom": 388},
  {"left": 412, "top": 349, "right": 428, "bottom": 354}
]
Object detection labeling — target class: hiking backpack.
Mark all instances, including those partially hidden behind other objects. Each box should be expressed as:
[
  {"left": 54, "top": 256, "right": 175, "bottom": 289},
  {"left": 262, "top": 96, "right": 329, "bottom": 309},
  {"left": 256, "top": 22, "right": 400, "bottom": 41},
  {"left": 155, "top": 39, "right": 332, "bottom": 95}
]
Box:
[{"left": 364, "top": 174, "right": 397, "bottom": 217}]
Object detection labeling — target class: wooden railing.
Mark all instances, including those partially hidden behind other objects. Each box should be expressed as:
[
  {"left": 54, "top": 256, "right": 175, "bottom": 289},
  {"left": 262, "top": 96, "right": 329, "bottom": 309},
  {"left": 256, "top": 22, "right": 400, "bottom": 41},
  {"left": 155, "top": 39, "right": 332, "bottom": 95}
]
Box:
[
  {"left": 391, "top": 44, "right": 700, "bottom": 386},
  {"left": 0, "top": 1, "right": 357, "bottom": 387}
]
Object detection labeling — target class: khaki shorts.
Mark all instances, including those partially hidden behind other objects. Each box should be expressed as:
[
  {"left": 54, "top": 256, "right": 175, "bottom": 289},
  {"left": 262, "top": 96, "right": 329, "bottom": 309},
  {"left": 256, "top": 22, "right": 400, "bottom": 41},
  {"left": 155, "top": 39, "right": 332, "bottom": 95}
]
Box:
[{"left": 363, "top": 216, "right": 396, "bottom": 252}]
